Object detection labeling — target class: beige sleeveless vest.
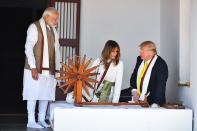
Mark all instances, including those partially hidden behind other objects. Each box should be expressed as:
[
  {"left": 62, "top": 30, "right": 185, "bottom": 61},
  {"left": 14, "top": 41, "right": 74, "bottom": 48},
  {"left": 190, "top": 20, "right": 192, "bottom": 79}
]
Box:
[{"left": 24, "top": 21, "right": 56, "bottom": 75}]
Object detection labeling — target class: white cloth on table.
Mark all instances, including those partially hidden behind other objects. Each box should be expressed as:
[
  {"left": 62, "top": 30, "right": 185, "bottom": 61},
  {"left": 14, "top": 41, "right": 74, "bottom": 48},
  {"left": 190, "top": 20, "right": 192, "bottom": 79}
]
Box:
[
  {"left": 48, "top": 102, "right": 75, "bottom": 129},
  {"left": 48, "top": 102, "right": 143, "bottom": 129}
]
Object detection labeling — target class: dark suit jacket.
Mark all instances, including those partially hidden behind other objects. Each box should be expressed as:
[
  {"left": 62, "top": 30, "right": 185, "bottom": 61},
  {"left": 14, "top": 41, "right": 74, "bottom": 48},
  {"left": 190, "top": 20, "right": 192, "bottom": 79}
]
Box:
[{"left": 130, "top": 55, "right": 168, "bottom": 106}]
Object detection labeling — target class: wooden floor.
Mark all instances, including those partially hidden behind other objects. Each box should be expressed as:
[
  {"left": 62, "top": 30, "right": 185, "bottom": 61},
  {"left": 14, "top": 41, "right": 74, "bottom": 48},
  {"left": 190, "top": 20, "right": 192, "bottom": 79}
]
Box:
[{"left": 0, "top": 115, "right": 52, "bottom": 131}]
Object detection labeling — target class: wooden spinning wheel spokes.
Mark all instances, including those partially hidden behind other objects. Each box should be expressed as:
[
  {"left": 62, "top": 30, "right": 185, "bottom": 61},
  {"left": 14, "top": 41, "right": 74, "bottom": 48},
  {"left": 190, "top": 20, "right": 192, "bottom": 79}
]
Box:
[{"left": 57, "top": 55, "right": 99, "bottom": 103}]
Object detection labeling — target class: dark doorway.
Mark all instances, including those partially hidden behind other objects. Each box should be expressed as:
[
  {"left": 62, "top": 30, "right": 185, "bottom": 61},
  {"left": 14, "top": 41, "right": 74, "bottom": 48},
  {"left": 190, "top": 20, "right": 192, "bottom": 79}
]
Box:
[{"left": 0, "top": 1, "right": 48, "bottom": 114}]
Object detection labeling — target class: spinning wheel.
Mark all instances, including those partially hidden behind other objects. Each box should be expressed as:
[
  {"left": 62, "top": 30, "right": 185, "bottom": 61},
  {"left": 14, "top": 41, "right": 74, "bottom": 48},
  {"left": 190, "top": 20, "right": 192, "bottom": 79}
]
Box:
[{"left": 57, "top": 55, "right": 98, "bottom": 103}]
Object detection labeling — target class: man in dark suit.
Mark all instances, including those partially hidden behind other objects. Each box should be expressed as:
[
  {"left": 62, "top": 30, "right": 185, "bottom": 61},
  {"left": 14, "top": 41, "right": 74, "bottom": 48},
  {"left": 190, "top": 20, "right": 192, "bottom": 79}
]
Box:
[{"left": 130, "top": 41, "right": 168, "bottom": 107}]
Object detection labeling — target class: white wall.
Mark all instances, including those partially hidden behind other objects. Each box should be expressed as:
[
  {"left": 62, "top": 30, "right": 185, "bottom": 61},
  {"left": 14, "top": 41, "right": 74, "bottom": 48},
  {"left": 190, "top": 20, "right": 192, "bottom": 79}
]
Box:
[
  {"left": 179, "top": 0, "right": 191, "bottom": 82},
  {"left": 178, "top": 0, "right": 197, "bottom": 130},
  {"left": 160, "top": 0, "right": 197, "bottom": 130},
  {"left": 160, "top": 0, "right": 180, "bottom": 102},
  {"left": 80, "top": 0, "right": 160, "bottom": 89}
]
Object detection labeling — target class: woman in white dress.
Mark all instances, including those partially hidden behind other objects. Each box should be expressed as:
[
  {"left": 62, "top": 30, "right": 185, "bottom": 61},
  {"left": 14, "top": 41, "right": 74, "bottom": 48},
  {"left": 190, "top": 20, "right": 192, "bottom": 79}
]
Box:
[
  {"left": 66, "top": 40, "right": 123, "bottom": 103},
  {"left": 91, "top": 40, "right": 123, "bottom": 103}
]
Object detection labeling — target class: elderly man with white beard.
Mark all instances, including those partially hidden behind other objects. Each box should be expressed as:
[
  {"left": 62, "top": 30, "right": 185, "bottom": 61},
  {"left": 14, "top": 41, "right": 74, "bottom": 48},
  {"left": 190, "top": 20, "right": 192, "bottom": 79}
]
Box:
[{"left": 23, "top": 7, "right": 61, "bottom": 129}]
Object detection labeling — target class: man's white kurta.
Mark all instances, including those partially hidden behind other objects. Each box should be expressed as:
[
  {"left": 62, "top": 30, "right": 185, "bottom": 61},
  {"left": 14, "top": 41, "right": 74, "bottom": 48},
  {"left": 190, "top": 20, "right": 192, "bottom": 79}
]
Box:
[{"left": 23, "top": 24, "right": 57, "bottom": 101}]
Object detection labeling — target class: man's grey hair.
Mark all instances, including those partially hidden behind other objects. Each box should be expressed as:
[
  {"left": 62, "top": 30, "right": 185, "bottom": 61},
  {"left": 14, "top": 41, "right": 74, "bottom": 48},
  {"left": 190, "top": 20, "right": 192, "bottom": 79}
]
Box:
[{"left": 42, "top": 7, "right": 58, "bottom": 17}]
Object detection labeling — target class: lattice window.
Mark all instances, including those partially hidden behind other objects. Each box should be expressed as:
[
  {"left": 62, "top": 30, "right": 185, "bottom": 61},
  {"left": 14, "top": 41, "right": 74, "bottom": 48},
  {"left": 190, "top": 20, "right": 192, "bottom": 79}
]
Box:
[
  {"left": 50, "top": 0, "right": 81, "bottom": 100},
  {"left": 51, "top": 0, "right": 80, "bottom": 63}
]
